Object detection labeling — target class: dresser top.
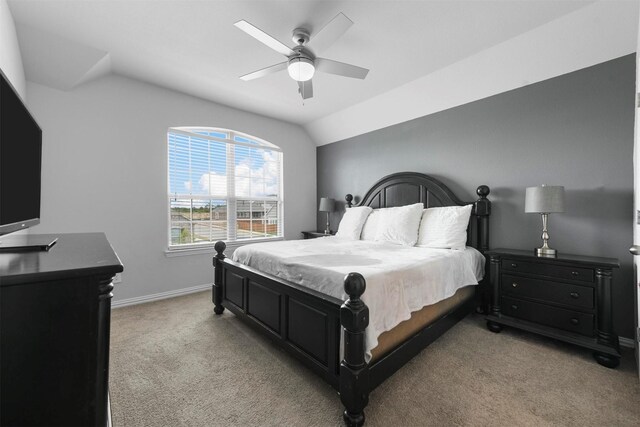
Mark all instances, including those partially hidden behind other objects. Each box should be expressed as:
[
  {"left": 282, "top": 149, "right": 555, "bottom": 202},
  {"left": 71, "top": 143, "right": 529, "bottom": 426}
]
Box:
[
  {"left": 0, "top": 233, "right": 123, "bottom": 287},
  {"left": 486, "top": 248, "right": 619, "bottom": 268}
]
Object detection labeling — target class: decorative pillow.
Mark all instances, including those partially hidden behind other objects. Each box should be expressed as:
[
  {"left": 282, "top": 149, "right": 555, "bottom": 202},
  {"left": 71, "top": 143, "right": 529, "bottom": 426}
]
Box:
[
  {"left": 360, "top": 209, "right": 381, "bottom": 241},
  {"left": 335, "top": 206, "right": 373, "bottom": 240},
  {"left": 416, "top": 204, "right": 473, "bottom": 250},
  {"left": 374, "top": 203, "right": 424, "bottom": 246}
]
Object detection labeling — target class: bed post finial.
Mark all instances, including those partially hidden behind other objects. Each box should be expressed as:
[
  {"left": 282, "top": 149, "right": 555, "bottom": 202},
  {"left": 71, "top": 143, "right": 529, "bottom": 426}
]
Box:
[
  {"left": 214, "top": 240, "right": 226, "bottom": 256},
  {"left": 340, "top": 273, "right": 369, "bottom": 427},
  {"left": 212, "top": 241, "right": 227, "bottom": 315},
  {"left": 476, "top": 185, "right": 490, "bottom": 199},
  {"left": 345, "top": 194, "right": 353, "bottom": 208}
]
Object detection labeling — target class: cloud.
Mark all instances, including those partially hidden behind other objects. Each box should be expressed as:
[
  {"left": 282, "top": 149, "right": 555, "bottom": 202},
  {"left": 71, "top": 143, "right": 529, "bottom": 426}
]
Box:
[{"left": 198, "top": 152, "right": 280, "bottom": 198}]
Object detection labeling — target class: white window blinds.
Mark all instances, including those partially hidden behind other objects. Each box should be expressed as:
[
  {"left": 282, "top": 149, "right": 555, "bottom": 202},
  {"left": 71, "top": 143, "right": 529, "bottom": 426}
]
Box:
[{"left": 167, "top": 127, "right": 283, "bottom": 248}]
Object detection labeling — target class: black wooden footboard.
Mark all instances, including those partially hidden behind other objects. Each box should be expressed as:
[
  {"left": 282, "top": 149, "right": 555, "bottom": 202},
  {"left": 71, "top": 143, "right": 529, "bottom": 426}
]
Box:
[
  {"left": 213, "top": 242, "right": 371, "bottom": 425},
  {"left": 212, "top": 241, "right": 344, "bottom": 387}
]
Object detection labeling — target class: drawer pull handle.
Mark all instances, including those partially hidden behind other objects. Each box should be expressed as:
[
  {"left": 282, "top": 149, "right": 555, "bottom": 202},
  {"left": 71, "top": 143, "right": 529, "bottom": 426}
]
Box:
[
  {"left": 512, "top": 283, "right": 518, "bottom": 288},
  {"left": 511, "top": 304, "right": 518, "bottom": 310},
  {"left": 570, "top": 292, "right": 580, "bottom": 299},
  {"left": 571, "top": 271, "right": 579, "bottom": 277},
  {"left": 570, "top": 318, "right": 579, "bottom": 325},
  {"left": 511, "top": 263, "right": 518, "bottom": 268}
]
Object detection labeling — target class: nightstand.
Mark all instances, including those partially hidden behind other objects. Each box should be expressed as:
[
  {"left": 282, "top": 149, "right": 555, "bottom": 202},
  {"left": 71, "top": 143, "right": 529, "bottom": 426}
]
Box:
[
  {"left": 301, "top": 231, "right": 334, "bottom": 239},
  {"left": 485, "top": 249, "right": 620, "bottom": 368}
]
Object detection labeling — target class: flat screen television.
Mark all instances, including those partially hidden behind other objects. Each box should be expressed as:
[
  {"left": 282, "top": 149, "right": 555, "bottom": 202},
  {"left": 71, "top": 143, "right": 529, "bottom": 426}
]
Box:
[{"left": 0, "top": 68, "right": 42, "bottom": 236}]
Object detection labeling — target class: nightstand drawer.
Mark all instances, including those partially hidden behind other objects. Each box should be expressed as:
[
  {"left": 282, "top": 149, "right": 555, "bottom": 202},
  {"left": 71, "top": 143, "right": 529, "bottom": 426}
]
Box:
[
  {"left": 502, "top": 259, "right": 594, "bottom": 283},
  {"left": 502, "top": 296, "right": 594, "bottom": 336},
  {"left": 501, "top": 274, "right": 594, "bottom": 309}
]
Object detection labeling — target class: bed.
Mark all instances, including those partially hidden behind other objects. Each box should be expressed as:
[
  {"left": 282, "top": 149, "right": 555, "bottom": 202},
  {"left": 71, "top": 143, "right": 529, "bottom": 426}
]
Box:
[{"left": 212, "top": 172, "right": 491, "bottom": 426}]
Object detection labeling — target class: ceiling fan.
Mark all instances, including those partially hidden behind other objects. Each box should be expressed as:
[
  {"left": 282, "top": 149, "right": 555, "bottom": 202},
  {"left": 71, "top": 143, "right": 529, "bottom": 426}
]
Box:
[{"left": 234, "top": 12, "right": 369, "bottom": 100}]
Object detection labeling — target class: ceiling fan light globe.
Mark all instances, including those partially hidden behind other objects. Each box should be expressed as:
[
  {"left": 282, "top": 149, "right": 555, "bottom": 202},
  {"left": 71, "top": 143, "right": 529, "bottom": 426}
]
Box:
[{"left": 287, "top": 57, "right": 315, "bottom": 82}]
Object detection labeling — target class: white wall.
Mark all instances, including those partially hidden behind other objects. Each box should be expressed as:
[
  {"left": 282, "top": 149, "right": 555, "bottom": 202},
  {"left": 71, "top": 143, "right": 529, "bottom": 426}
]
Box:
[
  {"left": 26, "top": 75, "right": 317, "bottom": 302},
  {"left": 0, "top": 0, "right": 25, "bottom": 98}
]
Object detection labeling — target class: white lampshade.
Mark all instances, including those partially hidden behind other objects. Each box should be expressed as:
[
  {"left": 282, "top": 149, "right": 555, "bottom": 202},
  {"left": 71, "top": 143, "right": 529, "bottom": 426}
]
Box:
[
  {"left": 319, "top": 197, "right": 335, "bottom": 212},
  {"left": 288, "top": 57, "right": 315, "bottom": 82},
  {"left": 525, "top": 185, "right": 565, "bottom": 213}
]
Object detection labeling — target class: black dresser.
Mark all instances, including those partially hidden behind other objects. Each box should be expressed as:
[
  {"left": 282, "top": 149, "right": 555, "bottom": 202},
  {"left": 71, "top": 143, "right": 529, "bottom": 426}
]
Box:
[
  {"left": 0, "top": 233, "right": 123, "bottom": 426},
  {"left": 485, "top": 249, "right": 620, "bottom": 368}
]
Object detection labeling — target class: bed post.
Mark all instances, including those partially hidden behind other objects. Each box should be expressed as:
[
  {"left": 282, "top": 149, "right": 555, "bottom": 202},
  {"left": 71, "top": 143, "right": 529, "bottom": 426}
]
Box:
[
  {"left": 340, "top": 273, "right": 369, "bottom": 427},
  {"left": 345, "top": 194, "right": 353, "bottom": 208},
  {"left": 474, "top": 185, "right": 491, "bottom": 252},
  {"left": 212, "top": 241, "right": 226, "bottom": 315},
  {"left": 474, "top": 185, "right": 491, "bottom": 313}
]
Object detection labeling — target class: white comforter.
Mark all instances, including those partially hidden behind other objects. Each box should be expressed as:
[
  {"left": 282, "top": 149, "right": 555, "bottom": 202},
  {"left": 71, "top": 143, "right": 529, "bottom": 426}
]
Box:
[{"left": 232, "top": 237, "right": 485, "bottom": 360}]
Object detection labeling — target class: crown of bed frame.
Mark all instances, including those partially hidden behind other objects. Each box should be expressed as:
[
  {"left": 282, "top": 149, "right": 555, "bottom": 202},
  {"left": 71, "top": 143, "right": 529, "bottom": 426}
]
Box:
[{"left": 344, "top": 172, "right": 491, "bottom": 252}]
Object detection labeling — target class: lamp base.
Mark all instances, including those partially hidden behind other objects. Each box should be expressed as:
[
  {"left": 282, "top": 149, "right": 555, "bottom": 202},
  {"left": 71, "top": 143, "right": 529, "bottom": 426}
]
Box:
[
  {"left": 325, "top": 212, "right": 331, "bottom": 236},
  {"left": 535, "top": 247, "right": 557, "bottom": 257}
]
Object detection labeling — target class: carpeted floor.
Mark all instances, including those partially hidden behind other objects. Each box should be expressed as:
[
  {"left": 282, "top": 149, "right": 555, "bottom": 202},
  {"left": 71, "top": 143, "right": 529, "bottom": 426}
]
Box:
[{"left": 110, "top": 291, "right": 640, "bottom": 426}]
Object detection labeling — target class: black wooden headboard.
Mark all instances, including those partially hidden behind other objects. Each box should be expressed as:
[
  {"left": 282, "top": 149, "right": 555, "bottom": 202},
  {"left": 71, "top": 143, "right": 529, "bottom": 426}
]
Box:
[{"left": 345, "top": 172, "right": 491, "bottom": 252}]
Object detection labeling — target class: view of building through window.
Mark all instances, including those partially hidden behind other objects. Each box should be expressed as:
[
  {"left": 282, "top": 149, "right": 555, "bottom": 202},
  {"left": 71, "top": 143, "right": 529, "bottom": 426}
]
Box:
[{"left": 168, "top": 127, "right": 283, "bottom": 248}]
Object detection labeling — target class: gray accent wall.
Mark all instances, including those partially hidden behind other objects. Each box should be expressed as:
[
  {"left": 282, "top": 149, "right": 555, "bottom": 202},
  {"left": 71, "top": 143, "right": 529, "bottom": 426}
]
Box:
[{"left": 317, "top": 54, "right": 635, "bottom": 339}]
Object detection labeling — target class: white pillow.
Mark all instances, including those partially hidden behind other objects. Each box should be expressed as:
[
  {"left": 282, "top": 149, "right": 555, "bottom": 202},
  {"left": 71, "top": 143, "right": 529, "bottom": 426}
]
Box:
[
  {"left": 360, "top": 209, "right": 381, "bottom": 241},
  {"left": 374, "top": 203, "right": 424, "bottom": 246},
  {"left": 335, "top": 206, "right": 372, "bottom": 240},
  {"left": 416, "top": 204, "right": 473, "bottom": 250}
]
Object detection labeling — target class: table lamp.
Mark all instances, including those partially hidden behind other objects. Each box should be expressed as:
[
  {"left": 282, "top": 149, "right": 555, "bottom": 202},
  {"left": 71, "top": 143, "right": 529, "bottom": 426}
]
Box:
[
  {"left": 525, "top": 185, "right": 565, "bottom": 257},
  {"left": 319, "top": 197, "right": 335, "bottom": 235}
]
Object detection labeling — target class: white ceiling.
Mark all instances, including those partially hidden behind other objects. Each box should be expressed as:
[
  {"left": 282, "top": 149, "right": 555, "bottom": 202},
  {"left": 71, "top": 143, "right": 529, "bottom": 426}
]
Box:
[
  {"left": 8, "top": 1, "right": 600, "bottom": 129},
  {"left": 9, "top": 1, "right": 639, "bottom": 145}
]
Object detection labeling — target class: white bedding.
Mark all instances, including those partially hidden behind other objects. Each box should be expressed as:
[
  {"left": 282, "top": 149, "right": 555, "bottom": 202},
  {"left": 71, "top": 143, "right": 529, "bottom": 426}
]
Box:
[{"left": 232, "top": 237, "right": 485, "bottom": 361}]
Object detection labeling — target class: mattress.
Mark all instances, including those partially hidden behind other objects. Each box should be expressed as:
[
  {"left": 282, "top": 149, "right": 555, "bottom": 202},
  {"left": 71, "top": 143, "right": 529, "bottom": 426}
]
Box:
[{"left": 232, "top": 237, "right": 484, "bottom": 361}]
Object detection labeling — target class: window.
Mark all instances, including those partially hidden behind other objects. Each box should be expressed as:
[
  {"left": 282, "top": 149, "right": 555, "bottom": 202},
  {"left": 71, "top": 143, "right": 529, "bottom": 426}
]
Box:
[{"left": 167, "top": 127, "right": 283, "bottom": 249}]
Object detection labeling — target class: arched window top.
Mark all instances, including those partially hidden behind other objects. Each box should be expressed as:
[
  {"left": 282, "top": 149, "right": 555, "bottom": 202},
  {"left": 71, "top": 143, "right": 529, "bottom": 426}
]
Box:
[{"left": 170, "top": 127, "right": 281, "bottom": 151}]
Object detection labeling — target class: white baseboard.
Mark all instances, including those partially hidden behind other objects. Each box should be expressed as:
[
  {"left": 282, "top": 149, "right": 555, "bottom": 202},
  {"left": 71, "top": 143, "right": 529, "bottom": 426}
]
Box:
[
  {"left": 112, "top": 283, "right": 211, "bottom": 308},
  {"left": 619, "top": 336, "right": 636, "bottom": 349}
]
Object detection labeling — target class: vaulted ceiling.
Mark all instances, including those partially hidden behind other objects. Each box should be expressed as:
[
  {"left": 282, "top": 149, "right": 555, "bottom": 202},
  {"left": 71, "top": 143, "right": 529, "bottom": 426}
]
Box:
[{"left": 8, "top": 1, "right": 638, "bottom": 145}]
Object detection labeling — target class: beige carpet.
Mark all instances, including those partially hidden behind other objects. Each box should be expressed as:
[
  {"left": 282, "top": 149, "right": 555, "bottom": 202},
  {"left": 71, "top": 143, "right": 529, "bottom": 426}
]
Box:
[{"left": 110, "top": 291, "right": 640, "bottom": 426}]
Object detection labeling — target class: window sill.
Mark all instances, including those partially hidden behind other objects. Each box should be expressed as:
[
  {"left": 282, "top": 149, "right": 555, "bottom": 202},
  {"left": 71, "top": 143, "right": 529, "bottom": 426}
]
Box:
[{"left": 164, "top": 236, "right": 284, "bottom": 258}]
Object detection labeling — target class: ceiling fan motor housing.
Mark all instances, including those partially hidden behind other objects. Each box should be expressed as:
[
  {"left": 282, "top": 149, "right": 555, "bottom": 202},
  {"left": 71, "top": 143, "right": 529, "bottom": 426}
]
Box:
[{"left": 292, "top": 28, "right": 310, "bottom": 45}]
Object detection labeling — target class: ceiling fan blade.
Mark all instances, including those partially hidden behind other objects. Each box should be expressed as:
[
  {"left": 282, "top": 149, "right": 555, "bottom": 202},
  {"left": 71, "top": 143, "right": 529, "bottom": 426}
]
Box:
[
  {"left": 298, "top": 80, "right": 313, "bottom": 99},
  {"left": 234, "top": 20, "right": 294, "bottom": 57},
  {"left": 315, "top": 58, "right": 369, "bottom": 79},
  {"left": 309, "top": 12, "right": 353, "bottom": 53},
  {"left": 240, "top": 62, "right": 288, "bottom": 81}
]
